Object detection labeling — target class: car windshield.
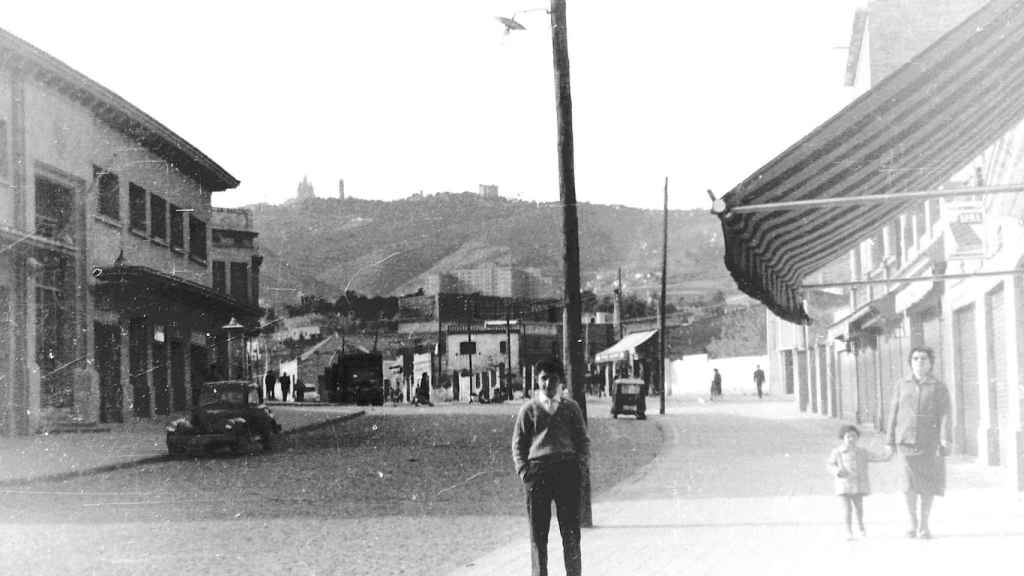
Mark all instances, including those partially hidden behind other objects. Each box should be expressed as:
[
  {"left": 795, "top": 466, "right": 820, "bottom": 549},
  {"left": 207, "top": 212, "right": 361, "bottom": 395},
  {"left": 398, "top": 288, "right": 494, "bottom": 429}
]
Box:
[{"left": 199, "top": 384, "right": 246, "bottom": 406}]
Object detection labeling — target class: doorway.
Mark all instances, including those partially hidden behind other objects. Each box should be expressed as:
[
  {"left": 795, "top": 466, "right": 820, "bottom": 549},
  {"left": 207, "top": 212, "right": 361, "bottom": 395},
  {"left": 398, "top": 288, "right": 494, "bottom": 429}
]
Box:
[
  {"left": 953, "top": 304, "right": 979, "bottom": 457},
  {"left": 94, "top": 322, "right": 122, "bottom": 423}
]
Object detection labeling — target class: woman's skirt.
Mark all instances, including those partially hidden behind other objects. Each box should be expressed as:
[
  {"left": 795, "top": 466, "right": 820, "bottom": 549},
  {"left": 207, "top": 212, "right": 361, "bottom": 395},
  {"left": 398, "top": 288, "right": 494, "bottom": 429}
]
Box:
[{"left": 898, "top": 445, "right": 945, "bottom": 496}]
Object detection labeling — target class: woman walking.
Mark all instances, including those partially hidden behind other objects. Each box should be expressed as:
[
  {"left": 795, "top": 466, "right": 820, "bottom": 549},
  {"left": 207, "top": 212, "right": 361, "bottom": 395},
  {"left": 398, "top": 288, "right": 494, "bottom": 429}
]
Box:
[{"left": 887, "top": 346, "right": 952, "bottom": 539}]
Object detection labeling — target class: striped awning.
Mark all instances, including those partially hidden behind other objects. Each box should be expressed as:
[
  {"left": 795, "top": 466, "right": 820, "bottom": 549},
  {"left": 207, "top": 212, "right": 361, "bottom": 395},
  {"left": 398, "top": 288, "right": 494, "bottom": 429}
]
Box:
[
  {"left": 594, "top": 330, "right": 658, "bottom": 364},
  {"left": 717, "top": 0, "right": 1024, "bottom": 324}
]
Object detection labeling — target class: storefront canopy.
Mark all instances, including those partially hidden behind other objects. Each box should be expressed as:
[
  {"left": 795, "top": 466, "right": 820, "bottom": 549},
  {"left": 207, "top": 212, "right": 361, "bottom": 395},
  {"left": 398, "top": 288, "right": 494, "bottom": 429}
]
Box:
[
  {"left": 94, "top": 264, "right": 260, "bottom": 320},
  {"left": 594, "top": 330, "right": 657, "bottom": 364},
  {"left": 717, "top": 0, "right": 1024, "bottom": 325}
]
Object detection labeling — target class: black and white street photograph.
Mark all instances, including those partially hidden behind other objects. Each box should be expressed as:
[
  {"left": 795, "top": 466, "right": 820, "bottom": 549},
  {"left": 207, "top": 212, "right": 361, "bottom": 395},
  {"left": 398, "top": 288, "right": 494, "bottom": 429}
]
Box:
[{"left": 2, "top": 1, "right": 1024, "bottom": 574}]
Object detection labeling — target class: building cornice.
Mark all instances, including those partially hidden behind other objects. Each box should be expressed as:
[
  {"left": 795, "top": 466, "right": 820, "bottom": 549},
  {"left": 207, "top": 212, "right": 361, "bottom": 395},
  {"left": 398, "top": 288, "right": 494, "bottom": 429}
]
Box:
[{"left": 0, "top": 28, "right": 240, "bottom": 192}]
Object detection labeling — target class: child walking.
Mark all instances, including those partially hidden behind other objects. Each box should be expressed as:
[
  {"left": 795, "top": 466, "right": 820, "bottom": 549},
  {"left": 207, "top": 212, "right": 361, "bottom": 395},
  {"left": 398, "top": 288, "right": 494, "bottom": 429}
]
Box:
[{"left": 827, "top": 424, "right": 892, "bottom": 540}]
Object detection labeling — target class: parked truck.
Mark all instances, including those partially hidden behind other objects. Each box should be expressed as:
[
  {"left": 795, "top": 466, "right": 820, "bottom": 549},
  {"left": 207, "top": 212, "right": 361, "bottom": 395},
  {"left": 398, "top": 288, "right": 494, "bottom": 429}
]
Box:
[{"left": 326, "top": 352, "right": 384, "bottom": 405}]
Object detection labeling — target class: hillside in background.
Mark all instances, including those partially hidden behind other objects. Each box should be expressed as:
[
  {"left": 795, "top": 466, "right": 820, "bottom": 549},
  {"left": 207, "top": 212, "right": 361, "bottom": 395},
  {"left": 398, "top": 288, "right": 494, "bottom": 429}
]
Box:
[{"left": 247, "top": 193, "right": 733, "bottom": 306}]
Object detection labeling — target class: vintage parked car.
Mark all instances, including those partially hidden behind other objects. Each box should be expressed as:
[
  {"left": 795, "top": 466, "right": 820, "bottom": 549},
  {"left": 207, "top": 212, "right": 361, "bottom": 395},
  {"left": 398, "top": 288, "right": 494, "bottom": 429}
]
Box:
[
  {"left": 610, "top": 377, "right": 647, "bottom": 420},
  {"left": 166, "top": 380, "right": 282, "bottom": 456}
]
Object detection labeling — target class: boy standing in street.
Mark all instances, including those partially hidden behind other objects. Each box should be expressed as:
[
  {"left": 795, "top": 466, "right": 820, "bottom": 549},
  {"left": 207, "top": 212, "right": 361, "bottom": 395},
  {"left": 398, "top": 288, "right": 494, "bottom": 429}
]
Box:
[{"left": 512, "top": 358, "right": 590, "bottom": 576}]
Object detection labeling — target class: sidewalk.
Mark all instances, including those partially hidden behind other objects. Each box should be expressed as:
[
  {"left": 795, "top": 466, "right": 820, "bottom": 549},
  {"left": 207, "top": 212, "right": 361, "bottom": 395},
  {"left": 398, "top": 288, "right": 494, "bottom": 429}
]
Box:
[
  {"left": 449, "top": 396, "right": 1024, "bottom": 576},
  {"left": 0, "top": 405, "right": 364, "bottom": 486}
]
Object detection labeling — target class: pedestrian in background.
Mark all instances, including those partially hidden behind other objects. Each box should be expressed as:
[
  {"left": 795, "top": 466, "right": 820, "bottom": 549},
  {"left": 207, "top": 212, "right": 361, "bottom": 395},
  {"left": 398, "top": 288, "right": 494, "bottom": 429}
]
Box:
[
  {"left": 710, "top": 368, "right": 722, "bottom": 401},
  {"left": 264, "top": 369, "right": 276, "bottom": 401},
  {"left": 827, "top": 424, "right": 892, "bottom": 540},
  {"left": 294, "top": 378, "right": 305, "bottom": 402},
  {"left": 415, "top": 372, "right": 433, "bottom": 406},
  {"left": 279, "top": 372, "right": 292, "bottom": 402},
  {"left": 887, "top": 346, "right": 952, "bottom": 539},
  {"left": 512, "top": 358, "right": 590, "bottom": 576},
  {"left": 753, "top": 364, "right": 765, "bottom": 399}
]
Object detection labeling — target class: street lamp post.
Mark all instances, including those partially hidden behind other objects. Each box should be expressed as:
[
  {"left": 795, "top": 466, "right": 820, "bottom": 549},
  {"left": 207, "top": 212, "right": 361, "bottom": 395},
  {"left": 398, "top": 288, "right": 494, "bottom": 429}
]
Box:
[
  {"left": 223, "top": 317, "right": 244, "bottom": 380},
  {"left": 500, "top": 0, "right": 591, "bottom": 529}
]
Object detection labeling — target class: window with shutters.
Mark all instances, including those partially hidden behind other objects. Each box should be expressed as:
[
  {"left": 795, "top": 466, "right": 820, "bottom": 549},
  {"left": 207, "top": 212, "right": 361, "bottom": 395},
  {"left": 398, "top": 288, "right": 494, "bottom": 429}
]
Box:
[
  {"left": 230, "top": 261, "right": 249, "bottom": 303},
  {"left": 129, "top": 183, "right": 147, "bottom": 233},
  {"left": 212, "top": 261, "right": 226, "bottom": 293},
  {"left": 188, "top": 215, "right": 207, "bottom": 262},
  {"left": 95, "top": 166, "right": 120, "bottom": 221},
  {"left": 169, "top": 204, "right": 184, "bottom": 251},
  {"left": 150, "top": 194, "right": 167, "bottom": 241}
]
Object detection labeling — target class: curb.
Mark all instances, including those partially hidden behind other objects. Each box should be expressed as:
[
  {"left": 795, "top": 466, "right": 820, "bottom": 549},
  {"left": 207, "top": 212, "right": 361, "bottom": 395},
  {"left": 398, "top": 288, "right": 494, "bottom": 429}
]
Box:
[
  {"left": 280, "top": 410, "right": 366, "bottom": 437},
  {"left": 0, "top": 411, "right": 366, "bottom": 488}
]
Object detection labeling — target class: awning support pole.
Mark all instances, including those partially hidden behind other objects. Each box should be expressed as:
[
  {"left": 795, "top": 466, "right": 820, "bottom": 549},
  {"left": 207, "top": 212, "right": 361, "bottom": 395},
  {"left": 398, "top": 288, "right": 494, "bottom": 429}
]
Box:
[
  {"left": 802, "top": 268, "right": 1024, "bottom": 289},
  {"left": 720, "top": 184, "right": 1024, "bottom": 214}
]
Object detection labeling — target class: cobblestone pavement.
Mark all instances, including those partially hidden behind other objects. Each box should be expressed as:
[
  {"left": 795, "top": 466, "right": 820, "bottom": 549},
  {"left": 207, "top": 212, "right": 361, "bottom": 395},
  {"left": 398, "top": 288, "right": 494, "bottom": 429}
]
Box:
[
  {"left": 449, "top": 396, "right": 1024, "bottom": 576},
  {"left": 0, "top": 405, "right": 363, "bottom": 484}
]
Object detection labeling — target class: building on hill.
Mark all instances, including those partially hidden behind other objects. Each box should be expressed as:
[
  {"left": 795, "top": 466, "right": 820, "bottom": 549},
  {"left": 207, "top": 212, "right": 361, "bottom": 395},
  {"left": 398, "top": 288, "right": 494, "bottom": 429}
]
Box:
[
  {"left": 478, "top": 184, "right": 499, "bottom": 197},
  {"left": 296, "top": 175, "right": 314, "bottom": 200},
  {"left": 338, "top": 178, "right": 345, "bottom": 200},
  {"left": 420, "top": 265, "right": 556, "bottom": 299},
  {"left": 270, "top": 314, "right": 322, "bottom": 342},
  {"left": 0, "top": 27, "right": 258, "bottom": 434},
  {"left": 396, "top": 292, "right": 561, "bottom": 334}
]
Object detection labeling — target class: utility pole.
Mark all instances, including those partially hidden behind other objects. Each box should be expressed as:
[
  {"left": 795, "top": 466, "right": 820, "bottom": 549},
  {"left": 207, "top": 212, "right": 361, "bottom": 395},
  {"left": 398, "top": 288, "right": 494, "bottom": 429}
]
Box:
[
  {"left": 466, "top": 299, "right": 474, "bottom": 399},
  {"left": 436, "top": 294, "right": 442, "bottom": 401},
  {"left": 551, "top": 0, "right": 590, "bottom": 528},
  {"left": 615, "top": 267, "right": 623, "bottom": 341},
  {"left": 659, "top": 177, "right": 668, "bottom": 415},
  {"left": 505, "top": 304, "right": 513, "bottom": 401}
]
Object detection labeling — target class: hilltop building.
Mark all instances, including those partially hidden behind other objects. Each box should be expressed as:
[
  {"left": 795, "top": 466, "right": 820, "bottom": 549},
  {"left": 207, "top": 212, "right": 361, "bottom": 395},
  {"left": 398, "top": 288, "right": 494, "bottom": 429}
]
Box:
[
  {"left": 338, "top": 178, "right": 345, "bottom": 200},
  {"left": 296, "top": 176, "right": 314, "bottom": 200},
  {"left": 478, "top": 184, "right": 499, "bottom": 197}
]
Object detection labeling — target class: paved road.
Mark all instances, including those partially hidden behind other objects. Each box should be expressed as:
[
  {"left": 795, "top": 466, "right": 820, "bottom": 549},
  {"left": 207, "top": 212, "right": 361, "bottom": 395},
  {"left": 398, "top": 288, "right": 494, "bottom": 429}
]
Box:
[
  {"left": 449, "top": 397, "right": 1024, "bottom": 576},
  {"left": 0, "top": 400, "right": 659, "bottom": 576}
]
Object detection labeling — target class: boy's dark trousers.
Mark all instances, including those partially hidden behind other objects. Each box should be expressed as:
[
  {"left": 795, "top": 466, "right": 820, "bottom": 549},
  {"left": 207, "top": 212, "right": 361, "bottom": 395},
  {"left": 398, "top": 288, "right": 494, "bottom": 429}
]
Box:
[{"left": 524, "top": 457, "right": 582, "bottom": 576}]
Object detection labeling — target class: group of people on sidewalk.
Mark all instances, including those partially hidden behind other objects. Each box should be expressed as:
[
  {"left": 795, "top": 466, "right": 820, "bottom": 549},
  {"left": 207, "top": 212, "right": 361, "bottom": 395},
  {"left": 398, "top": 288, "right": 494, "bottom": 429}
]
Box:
[
  {"left": 826, "top": 346, "right": 951, "bottom": 541},
  {"left": 509, "top": 345, "right": 952, "bottom": 576},
  {"left": 262, "top": 370, "right": 305, "bottom": 403}
]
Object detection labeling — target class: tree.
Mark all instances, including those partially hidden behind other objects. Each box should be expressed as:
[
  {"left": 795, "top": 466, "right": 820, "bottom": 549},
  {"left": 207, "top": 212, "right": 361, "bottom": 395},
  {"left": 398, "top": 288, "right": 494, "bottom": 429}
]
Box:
[{"left": 705, "top": 306, "right": 767, "bottom": 359}]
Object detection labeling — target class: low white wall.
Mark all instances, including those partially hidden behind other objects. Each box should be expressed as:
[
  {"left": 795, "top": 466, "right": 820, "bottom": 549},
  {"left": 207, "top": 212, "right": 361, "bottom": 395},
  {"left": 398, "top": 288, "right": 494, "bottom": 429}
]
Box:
[{"left": 667, "top": 354, "right": 769, "bottom": 396}]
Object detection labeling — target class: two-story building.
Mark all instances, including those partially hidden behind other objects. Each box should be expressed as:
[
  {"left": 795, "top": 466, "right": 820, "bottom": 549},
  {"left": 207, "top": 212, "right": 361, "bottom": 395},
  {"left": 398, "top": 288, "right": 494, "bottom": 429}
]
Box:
[
  {"left": 729, "top": 0, "right": 1024, "bottom": 493},
  {"left": 0, "top": 28, "right": 259, "bottom": 434}
]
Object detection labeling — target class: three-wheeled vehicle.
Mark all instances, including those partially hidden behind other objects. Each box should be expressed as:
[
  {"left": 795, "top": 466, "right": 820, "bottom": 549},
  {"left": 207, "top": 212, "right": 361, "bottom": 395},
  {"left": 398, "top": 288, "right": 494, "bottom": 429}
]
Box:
[
  {"left": 610, "top": 377, "right": 647, "bottom": 419},
  {"left": 166, "top": 380, "right": 282, "bottom": 456}
]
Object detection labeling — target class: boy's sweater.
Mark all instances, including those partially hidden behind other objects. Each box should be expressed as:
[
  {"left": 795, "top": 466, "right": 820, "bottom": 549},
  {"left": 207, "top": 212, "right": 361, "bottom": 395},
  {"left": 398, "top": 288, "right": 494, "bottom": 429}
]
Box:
[{"left": 512, "top": 396, "right": 590, "bottom": 480}]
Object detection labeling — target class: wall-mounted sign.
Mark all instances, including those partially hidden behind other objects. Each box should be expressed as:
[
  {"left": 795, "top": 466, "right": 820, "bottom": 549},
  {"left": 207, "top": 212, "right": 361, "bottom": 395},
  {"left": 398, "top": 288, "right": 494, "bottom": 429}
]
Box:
[{"left": 945, "top": 200, "right": 986, "bottom": 260}]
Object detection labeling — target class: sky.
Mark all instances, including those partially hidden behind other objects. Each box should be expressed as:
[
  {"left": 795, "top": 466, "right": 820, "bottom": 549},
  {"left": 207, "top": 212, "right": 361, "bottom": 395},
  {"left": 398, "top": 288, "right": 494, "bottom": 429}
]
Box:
[{"left": 5, "top": 0, "right": 864, "bottom": 211}]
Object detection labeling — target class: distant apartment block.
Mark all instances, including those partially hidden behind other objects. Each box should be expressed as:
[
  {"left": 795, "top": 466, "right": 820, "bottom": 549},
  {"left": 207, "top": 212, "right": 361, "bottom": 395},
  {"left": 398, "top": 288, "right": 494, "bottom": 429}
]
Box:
[
  {"left": 478, "top": 184, "right": 499, "bottom": 197},
  {"left": 397, "top": 292, "right": 561, "bottom": 334},
  {"left": 421, "top": 265, "right": 556, "bottom": 299}
]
